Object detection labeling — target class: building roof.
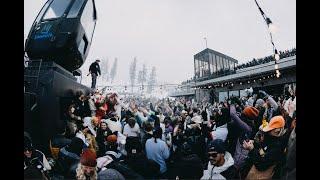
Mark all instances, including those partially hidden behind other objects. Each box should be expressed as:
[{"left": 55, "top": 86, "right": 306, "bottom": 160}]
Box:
[
  {"left": 194, "top": 48, "right": 238, "bottom": 63},
  {"left": 193, "top": 55, "right": 296, "bottom": 86}
]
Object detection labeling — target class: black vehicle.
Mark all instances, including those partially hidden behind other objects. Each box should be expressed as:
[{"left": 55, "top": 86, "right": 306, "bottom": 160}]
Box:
[
  {"left": 24, "top": 0, "right": 97, "bottom": 154},
  {"left": 25, "top": 0, "right": 97, "bottom": 72}
]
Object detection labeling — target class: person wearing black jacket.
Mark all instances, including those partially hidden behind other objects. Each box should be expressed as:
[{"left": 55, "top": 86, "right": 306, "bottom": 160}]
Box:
[
  {"left": 74, "top": 92, "right": 91, "bottom": 119},
  {"left": 242, "top": 115, "right": 288, "bottom": 179},
  {"left": 96, "top": 121, "right": 112, "bottom": 157},
  {"left": 168, "top": 142, "right": 203, "bottom": 179},
  {"left": 88, "top": 59, "right": 101, "bottom": 89}
]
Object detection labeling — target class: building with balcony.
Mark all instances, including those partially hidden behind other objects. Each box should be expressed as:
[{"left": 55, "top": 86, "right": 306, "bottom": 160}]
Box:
[{"left": 194, "top": 48, "right": 238, "bottom": 81}]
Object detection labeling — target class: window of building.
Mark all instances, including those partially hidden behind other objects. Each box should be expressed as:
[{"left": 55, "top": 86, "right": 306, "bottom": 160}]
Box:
[
  {"left": 43, "top": 0, "right": 72, "bottom": 20},
  {"left": 34, "top": 0, "right": 51, "bottom": 24},
  {"left": 81, "top": 0, "right": 95, "bottom": 43},
  {"left": 209, "top": 54, "right": 214, "bottom": 75},
  {"left": 67, "top": 0, "right": 85, "bottom": 18},
  {"left": 78, "top": 35, "right": 88, "bottom": 55}
]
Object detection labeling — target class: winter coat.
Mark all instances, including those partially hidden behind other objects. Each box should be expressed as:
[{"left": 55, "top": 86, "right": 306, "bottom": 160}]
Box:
[
  {"left": 141, "top": 132, "right": 153, "bottom": 151},
  {"left": 233, "top": 138, "right": 249, "bottom": 170},
  {"left": 58, "top": 147, "right": 80, "bottom": 177},
  {"left": 105, "top": 161, "right": 144, "bottom": 179},
  {"left": 125, "top": 153, "right": 160, "bottom": 179},
  {"left": 283, "top": 127, "right": 296, "bottom": 179},
  {"left": 201, "top": 152, "right": 237, "bottom": 180},
  {"left": 96, "top": 128, "right": 112, "bottom": 157},
  {"left": 246, "top": 133, "right": 286, "bottom": 175},
  {"left": 74, "top": 99, "right": 91, "bottom": 118},
  {"left": 227, "top": 105, "right": 252, "bottom": 155},
  {"left": 89, "top": 61, "right": 101, "bottom": 75},
  {"left": 169, "top": 153, "right": 203, "bottom": 179},
  {"left": 24, "top": 150, "right": 52, "bottom": 171}
]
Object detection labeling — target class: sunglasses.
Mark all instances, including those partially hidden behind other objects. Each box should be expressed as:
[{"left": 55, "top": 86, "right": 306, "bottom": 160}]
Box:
[
  {"left": 24, "top": 147, "right": 33, "bottom": 152},
  {"left": 208, "top": 152, "right": 218, "bottom": 158}
]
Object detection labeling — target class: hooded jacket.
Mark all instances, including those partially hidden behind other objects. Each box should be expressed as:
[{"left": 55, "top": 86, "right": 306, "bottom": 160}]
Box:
[
  {"left": 201, "top": 152, "right": 237, "bottom": 180},
  {"left": 247, "top": 132, "right": 286, "bottom": 172}
]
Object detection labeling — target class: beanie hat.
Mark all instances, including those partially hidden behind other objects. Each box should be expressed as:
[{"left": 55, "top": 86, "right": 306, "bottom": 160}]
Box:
[
  {"left": 24, "top": 135, "right": 33, "bottom": 151},
  {"left": 106, "top": 134, "right": 117, "bottom": 143},
  {"left": 207, "top": 139, "right": 226, "bottom": 154},
  {"left": 262, "top": 115, "right": 285, "bottom": 132},
  {"left": 243, "top": 106, "right": 259, "bottom": 120},
  {"left": 80, "top": 149, "right": 97, "bottom": 167}
]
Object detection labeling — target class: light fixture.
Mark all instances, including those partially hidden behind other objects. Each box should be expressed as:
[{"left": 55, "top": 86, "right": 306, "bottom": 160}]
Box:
[
  {"left": 276, "top": 69, "right": 281, "bottom": 78},
  {"left": 274, "top": 50, "right": 280, "bottom": 61}
]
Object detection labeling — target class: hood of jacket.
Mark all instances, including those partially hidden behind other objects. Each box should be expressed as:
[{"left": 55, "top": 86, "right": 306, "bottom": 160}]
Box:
[{"left": 203, "top": 151, "right": 234, "bottom": 179}]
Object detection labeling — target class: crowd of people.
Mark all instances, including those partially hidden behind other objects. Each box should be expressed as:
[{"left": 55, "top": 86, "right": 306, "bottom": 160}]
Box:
[
  {"left": 235, "top": 48, "right": 296, "bottom": 70},
  {"left": 24, "top": 84, "right": 296, "bottom": 179}
]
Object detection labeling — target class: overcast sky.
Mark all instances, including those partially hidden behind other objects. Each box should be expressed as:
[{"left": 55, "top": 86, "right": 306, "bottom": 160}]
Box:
[{"left": 24, "top": 0, "right": 296, "bottom": 86}]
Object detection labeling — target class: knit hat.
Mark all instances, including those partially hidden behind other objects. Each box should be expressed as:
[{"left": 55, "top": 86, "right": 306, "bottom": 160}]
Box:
[
  {"left": 80, "top": 149, "right": 97, "bottom": 167},
  {"left": 207, "top": 139, "right": 226, "bottom": 154},
  {"left": 262, "top": 115, "right": 285, "bottom": 132},
  {"left": 106, "top": 134, "right": 117, "bottom": 143},
  {"left": 243, "top": 106, "right": 259, "bottom": 120},
  {"left": 24, "top": 132, "right": 33, "bottom": 151}
]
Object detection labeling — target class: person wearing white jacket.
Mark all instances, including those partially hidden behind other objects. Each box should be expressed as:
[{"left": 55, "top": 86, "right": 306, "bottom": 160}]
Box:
[{"left": 201, "top": 139, "right": 237, "bottom": 180}]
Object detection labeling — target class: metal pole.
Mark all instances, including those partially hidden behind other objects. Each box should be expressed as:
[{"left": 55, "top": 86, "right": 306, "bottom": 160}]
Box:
[{"left": 204, "top": 37, "right": 208, "bottom": 49}]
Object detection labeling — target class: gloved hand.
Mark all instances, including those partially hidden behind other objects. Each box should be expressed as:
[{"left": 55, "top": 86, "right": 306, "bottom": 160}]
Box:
[{"left": 259, "top": 90, "right": 269, "bottom": 98}]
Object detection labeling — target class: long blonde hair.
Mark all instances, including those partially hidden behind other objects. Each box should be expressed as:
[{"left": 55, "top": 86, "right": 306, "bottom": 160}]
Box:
[
  {"left": 86, "top": 133, "right": 99, "bottom": 153},
  {"left": 75, "top": 163, "right": 98, "bottom": 180}
]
